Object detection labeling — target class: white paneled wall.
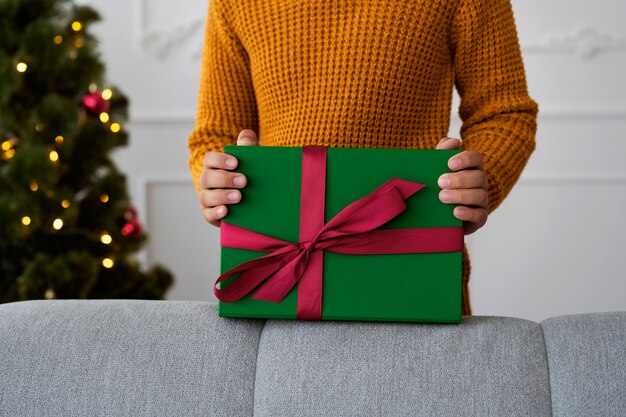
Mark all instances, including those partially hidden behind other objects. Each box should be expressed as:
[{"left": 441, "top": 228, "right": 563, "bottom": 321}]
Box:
[{"left": 82, "top": 0, "right": 626, "bottom": 321}]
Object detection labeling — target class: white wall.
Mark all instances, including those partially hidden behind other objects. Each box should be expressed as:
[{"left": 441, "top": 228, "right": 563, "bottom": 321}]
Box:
[{"left": 82, "top": 0, "right": 626, "bottom": 322}]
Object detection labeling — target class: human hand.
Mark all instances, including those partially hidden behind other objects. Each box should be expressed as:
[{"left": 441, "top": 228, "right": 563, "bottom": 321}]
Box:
[
  {"left": 436, "top": 137, "right": 488, "bottom": 235},
  {"left": 198, "top": 129, "right": 259, "bottom": 227}
]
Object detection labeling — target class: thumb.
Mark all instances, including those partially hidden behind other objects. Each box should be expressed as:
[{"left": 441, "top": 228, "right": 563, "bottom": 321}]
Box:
[
  {"left": 436, "top": 137, "right": 462, "bottom": 150},
  {"left": 237, "top": 129, "right": 259, "bottom": 146}
]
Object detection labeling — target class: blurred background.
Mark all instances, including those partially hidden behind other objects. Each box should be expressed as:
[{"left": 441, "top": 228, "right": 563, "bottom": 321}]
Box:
[{"left": 79, "top": 0, "right": 626, "bottom": 322}]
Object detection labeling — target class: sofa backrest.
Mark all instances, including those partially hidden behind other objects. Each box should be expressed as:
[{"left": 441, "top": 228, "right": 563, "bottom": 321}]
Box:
[
  {"left": 541, "top": 312, "right": 626, "bottom": 417},
  {"left": 0, "top": 300, "right": 623, "bottom": 416}
]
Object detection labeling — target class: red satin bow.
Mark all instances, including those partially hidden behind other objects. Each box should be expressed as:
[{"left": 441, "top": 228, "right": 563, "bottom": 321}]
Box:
[{"left": 214, "top": 146, "right": 463, "bottom": 320}]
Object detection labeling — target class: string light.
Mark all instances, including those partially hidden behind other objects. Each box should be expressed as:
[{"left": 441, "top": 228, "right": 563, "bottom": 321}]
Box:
[
  {"left": 2, "top": 149, "right": 15, "bottom": 160},
  {"left": 45, "top": 288, "right": 56, "bottom": 299},
  {"left": 35, "top": 123, "right": 45, "bottom": 132},
  {"left": 55, "top": 135, "right": 64, "bottom": 144},
  {"left": 22, "top": 216, "right": 31, "bottom": 226},
  {"left": 100, "top": 194, "right": 109, "bottom": 203},
  {"left": 110, "top": 123, "right": 121, "bottom": 133},
  {"left": 54, "top": 35, "right": 63, "bottom": 44},
  {"left": 49, "top": 150, "right": 59, "bottom": 162},
  {"left": 89, "top": 83, "right": 98, "bottom": 93},
  {"left": 100, "top": 233, "right": 112, "bottom": 245},
  {"left": 2, "top": 140, "right": 12, "bottom": 151},
  {"left": 102, "top": 89, "right": 113, "bottom": 100},
  {"left": 68, "top": 49, "right": 78, "bottom": 59},
  {"left": 99, "top": 112, "right": 109, "bottom": 123},
  {"left": 71, "top": 21, "right": 82, "bottom": 31},
  {"left": 16, "top": 62, "right": 27, "bottom": 72},
  {"left": 30, "top": 182, "right": 39, "bottom": 192},
  {"left": 102, "top": 258, "right": 114, "bottom": 268},
  {"left": 61, "top": 200, "right": 71, "bottom": 208},
  {"left": 52, "top": 218, "right": 64, "bottom": 230},
  {"left": 74, "top": 37, "right": 84, "bottom": 48}
]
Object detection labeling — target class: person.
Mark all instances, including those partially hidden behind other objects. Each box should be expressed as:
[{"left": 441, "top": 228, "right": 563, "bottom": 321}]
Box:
[{"left": 187, "top": 0, "right": 538, "bottom": 316}]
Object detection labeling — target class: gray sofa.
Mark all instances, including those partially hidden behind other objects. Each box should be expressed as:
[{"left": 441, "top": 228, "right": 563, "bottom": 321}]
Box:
[{"left": 0, "top": 300, "right": 624, "bottom": 417}]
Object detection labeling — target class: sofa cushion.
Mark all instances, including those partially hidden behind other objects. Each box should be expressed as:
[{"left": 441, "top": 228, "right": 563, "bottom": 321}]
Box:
[
  {"left": 542, "top": 311, "right": 626, "bottom": 417},
  {"left": 253, "top": 316, "right": 552, "bottom": 417},
  {"left": 0, "top": 300, "right": 264, "bottom": 417}
]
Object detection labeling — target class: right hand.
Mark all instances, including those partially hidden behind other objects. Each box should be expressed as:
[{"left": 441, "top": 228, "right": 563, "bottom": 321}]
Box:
[{"left": 199, "top": 129, "right": 259, "bottom": 227}]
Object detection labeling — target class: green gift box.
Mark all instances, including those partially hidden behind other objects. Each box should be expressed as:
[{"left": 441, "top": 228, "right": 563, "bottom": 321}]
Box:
[{"left": 216, "top": 146, "right": 463, "bottom": 323}]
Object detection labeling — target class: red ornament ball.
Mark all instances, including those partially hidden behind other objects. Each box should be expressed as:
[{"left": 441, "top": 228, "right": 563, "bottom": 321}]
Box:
[
  {"left": 121, "top": 219, "right": 142, "bottom": 239},
  {"left": 81, "top": 92, "right": 110, "bottom": 116},
  {"left": 123, "top": 206, "right": 138, "bottom": 222}
]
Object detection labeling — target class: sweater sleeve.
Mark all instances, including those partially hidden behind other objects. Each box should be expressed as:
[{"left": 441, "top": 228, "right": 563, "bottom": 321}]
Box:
[
  {"left": 451, "top": 0, "right": 538, "bottom": 213},
  {"left": 187, "top": 0, "right": 259, "bottom": 193}
]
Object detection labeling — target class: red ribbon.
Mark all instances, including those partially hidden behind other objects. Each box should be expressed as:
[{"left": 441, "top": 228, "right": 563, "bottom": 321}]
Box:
[{"left": 214, "top": 146, "right": 463, "bottom": 320}]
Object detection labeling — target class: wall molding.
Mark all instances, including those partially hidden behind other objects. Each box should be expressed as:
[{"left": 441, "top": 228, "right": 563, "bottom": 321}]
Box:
[
  {"left": 523, "top": 27, "right": 626, "bottom": 59},
  {"left": 136, "top": 174, "right": 194, "bottom": 265},
  {"left": 133, "top": 2, "right": 626, "bottom": 62},
  {"left": 134, "top": 0, "right": 204, "bottom": 59},
  {"left": 128, "top": 104, "right": 626, "bottom": 124}
]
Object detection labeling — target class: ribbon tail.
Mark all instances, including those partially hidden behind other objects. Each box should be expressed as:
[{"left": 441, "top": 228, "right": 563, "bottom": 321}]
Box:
[{"left": 251, "top": 250, "right": 310, "bottom": 303}]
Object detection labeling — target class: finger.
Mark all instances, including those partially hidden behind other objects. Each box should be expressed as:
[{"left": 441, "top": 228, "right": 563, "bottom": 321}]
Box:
[
  {"left": 237, "top": 129, "right": 259, "bottom": 146},
  {"left": 202, "top": 205, "right": 228, "bottom": 227},
  {"left": 200, "top": 169, "right": 247, "bottom": 189},
  {"left": 204, "top": 151, "right": 238, "bottom": 170},
  {"left": 438, "top": 170, "right": 488, "bottom": 190},
  {"left": 453, "top": 207, "right": 488, "bottom": 235},
  {"left": 199, "top": 189, "right": 242, "bottom": 208},
  {"left": 435, "top": 137, "right": 462, "bottom": 150},
  {"left": 448, "top": 151, "right": 483, "bottom": 171},
  {"left": 439, "top": 188, "right": 488, "bottom": 208}
]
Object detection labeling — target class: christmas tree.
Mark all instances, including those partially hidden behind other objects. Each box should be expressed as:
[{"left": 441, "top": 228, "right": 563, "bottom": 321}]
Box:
[{"left": 0, "top": 0, "right": 174, "bottom": 302}]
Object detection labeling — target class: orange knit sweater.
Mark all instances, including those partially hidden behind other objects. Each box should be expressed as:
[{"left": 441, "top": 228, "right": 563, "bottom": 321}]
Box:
[{"left": 188, "top": 0, "right": 538, "bottom": 316}]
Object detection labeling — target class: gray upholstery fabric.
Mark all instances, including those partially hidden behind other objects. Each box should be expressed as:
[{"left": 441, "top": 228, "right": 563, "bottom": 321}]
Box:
[
  {"left": 542, "top": 312, "right": 626, "bottom": 417},
  {"left": 0, "top": 300, "right": 264, "bottom": 417},
  {"left": 253, "top": 316, "right": 552, "bottom": 417}
]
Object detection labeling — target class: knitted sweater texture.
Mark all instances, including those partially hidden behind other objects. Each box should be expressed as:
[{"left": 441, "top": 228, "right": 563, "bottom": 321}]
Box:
[{"left": 188, "top": 0, "right": 539, "bottom": 316}]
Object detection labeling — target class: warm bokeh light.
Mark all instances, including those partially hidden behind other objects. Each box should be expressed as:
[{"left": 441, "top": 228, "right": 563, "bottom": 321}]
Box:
[
  {"left": 30, "top": 182, "right": 39, "bottom": 192},
  {"left": 35, "top": 123, "right": 44, "bottom": 132},
  {"left": 16, "top": 62, "right": 27, "bottom": 72},
  {"left": 74, "top": 37, "right": 84, "bottom": 48},
  {"left": 61, "top": 200, "right": 70, "bottom": 208},
  {"left": 2, "top": 141, "right": 11, "bottom": 151},
  {"left": 49, "top": 150, "right": 59, "bottom": 162},
  {"left": 54, "top": 35, "right": 63, "bottom": 44},
  {"left": 55, "top": 135, "right": 64, "bottom": 144},
  {"left": 99, "top": 112, "right": 109, "bottom": 123},
  {"left": 52, "top": 218, "right": 64, "bottom": 230},
  {"left": 102, "top": 89, "right": 113, "bottom": 100},
  {"left": 100, "top": 194, "right": 110, "bottom": 203},
  {"left": 102, "top": 258, "right": 114, "bottom": 268},
  {"left": 71, "top": 21, "right": 82, "bottom": 31},
  {"left": 22, "top": 216, "right": 31, "bottom": 226},
  {"left": 3, "top": 149, "right": 16, "bottom": 159},
  {"left": 100, "top": 233, "right": 112, "bottom": 245},
  {"left": 110, "top": 123, "right": 121, "bottom": 133}
]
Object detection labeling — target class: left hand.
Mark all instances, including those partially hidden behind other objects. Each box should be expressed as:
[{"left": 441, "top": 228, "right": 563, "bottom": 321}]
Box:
[{"left": 436, "top": 137, "right": 489, "bottom": 235}]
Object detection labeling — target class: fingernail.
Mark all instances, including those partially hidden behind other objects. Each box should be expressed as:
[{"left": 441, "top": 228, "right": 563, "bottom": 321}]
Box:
[
  {"left": 216, "top": 207, "right": 226, "bottom": 217},
  {"left": 449, "top": 158, "right": 462, "bottom": 170},
  {"left": 227, "top": 191, "right": 240, "bottom": 202},
  {"left": 453, "top": 207, "right": 465, "bottom": 219},
  {"left": 438, "top": 175, "right": 450, "bottom": 188},
  {"left": 233, "top": 175, "right": 246, "bottom": 186},
  {"left": 225, "top": 158, "right": 237, "bottom": 169},
  {"left": 439, "top": 191, "right": 453, "bottom": 203}
]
